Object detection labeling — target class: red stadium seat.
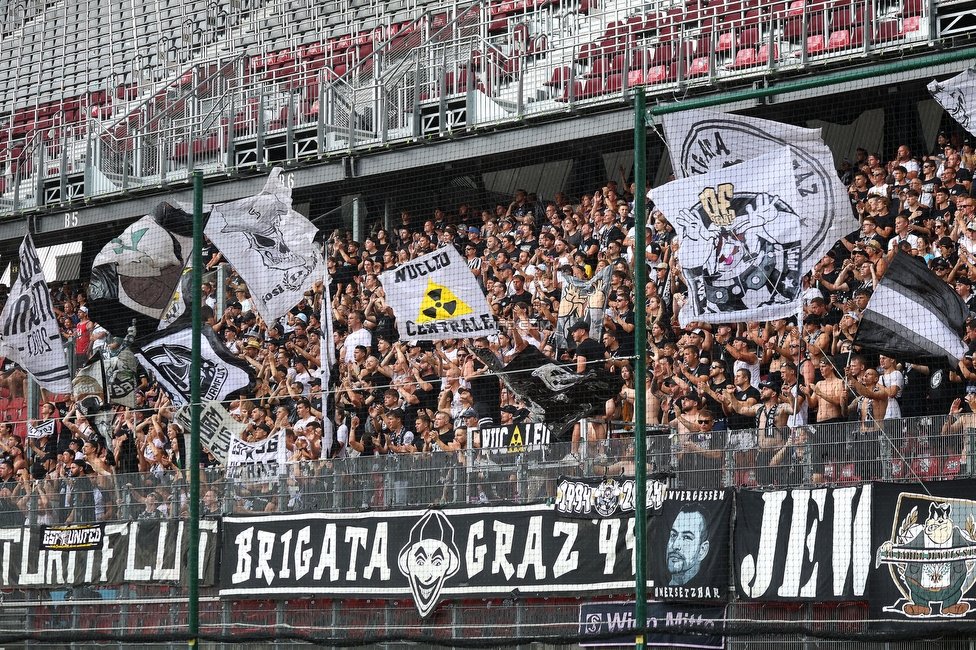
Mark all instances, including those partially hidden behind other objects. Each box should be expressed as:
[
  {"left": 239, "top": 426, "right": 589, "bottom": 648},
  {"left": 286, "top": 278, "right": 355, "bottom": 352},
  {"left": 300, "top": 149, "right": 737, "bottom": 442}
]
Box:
[{"left": 729, "top": 47, "right": 757, "bottom": 67}]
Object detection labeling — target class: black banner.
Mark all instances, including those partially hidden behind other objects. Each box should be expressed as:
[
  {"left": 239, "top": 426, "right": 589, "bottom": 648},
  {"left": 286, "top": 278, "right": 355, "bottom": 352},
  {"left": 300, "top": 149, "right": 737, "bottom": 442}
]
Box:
[
  {"left": 221, "top": 495, "right": 730, "bottom": 617},
  {"left": 735, "top": 485, "right": 872, "bottom": 601},
  {"left": 553, "top": 475, "right": 670, "bottom": 519},
  {"left": 39, "top": 524, "right": 104, "bottom": 550},
  {"left": 579, "top": 601, "right": 726, "bottom": 648},
  {"left": 0, "top": 520, "right": 218, "bottom": 588},
  {"left": 871, "top": 480, "right": 976, "bottom": 628}
]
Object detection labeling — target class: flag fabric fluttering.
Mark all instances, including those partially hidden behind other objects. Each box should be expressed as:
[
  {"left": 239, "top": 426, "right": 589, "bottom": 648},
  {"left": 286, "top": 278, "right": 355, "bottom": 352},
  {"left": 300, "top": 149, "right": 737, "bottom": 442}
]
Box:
[
  {"left": 928, "top": 68, "right": 976, "bottom": 137},
  {"left": 651, "top": 147, "right": 806, "bottom": 327},
  {"left": 854, "top": 251, "right": 969, "bottom": 367},
  {"left": 88, "top": 202, "right": 196, "bottom": 338},
  {"left": 226, "top": 430, "right": 288, "bottom": 479},
  {"left": 0, "top": 235, "right": 73, "bottom": 393},
  {"left": 471, "top": 345, "right": 623, "bottom": 439},
  {"left": 72, "top": 350, "right": 140, "bottom": 409},
  {"left": 379, "top": 246, "right": 496, "bottom": 341},
  {"left": 204, "top": 168, "right": 324, "bottom": 326},
  {"left": 663, "top": 108, "right": 856, "bottom": 270},
  {"left": 553, "top": 265, "right": 613, "bottom": 348},
  {"left": 133, "top": 324, "right": 255, "bottom": 407}
]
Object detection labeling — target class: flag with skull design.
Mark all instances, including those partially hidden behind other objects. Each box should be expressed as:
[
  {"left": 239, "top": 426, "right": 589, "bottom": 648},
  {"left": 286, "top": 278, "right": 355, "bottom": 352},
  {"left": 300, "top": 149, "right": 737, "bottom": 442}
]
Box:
[
  {"left": 652, "top": 147, "right": 808, "bottom": 327},
  {"left": 204, "top": 168, "right": 324, "bottom": 326}
]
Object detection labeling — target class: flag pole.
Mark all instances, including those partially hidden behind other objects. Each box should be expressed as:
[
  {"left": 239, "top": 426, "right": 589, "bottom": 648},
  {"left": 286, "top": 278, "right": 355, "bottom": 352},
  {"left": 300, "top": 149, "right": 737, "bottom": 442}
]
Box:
[
  {"left": 188, "top": 170, "right": 204, "bottom": 648},
  {"left": 633, "top": 88, "right": 648, "bottom": 650}
]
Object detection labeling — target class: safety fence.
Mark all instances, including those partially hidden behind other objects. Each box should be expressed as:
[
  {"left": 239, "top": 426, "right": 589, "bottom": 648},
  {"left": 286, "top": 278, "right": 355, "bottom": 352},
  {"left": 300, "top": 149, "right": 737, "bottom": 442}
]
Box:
[{"left": 16, "top": 411, "right": 971, "bottom": 527}]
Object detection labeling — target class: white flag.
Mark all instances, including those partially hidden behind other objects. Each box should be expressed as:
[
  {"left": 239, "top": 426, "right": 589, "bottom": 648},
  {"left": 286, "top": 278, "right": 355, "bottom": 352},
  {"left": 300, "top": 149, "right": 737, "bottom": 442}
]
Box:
[
  {"left": 205, "top": 168, "right": 324, "bottom": 325},
  {"left": 174, "top": 402, "right": 245, "bottom": 466},
  {"left": 663, "top": 108, "right": 856, "bottom": 268},
  {"left": 651, "top": 147, "right": 806, "bottom": 326},
  {"left": 928, "top": 68, "right": 976, "bottom": 136},
  {"left": 379, "top": 246, "right": 496, "bottom": 341},
  {"left": 0, "top": 235, "right": 72, "bottom": 392},
  {"left": 227, "top": 430, "right": 288, "bottom": 479}
]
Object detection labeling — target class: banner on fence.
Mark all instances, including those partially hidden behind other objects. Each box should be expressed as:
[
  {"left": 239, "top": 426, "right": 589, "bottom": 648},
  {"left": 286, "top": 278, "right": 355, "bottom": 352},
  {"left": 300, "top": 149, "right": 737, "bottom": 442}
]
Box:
[
  {"left": 735, "top": 485, "right": 872, "bottom": 601},
  {"left": 871, "top": 479, "right": 976, "bottom": 629},
  {"left": 0, "top": 520, "right": 218, "bottom": 588},
  {"left": 579, "top": 601, "right": 727, "bottom": 648},
  {"left": 480, "top": 422, "right": 551, "bottom": 450},
  {"left": 221, "top": 493, "right": 730, "bottom": 617},
  {"left": 553, "top": 475, "right": 670, "bottom": 519}
]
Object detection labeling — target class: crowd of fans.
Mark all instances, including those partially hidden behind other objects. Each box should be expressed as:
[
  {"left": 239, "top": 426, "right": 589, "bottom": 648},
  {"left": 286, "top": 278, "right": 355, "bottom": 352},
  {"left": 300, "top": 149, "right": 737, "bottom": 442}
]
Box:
[{"left": 0, "top": 131, "right": 975, "bottom": 519}]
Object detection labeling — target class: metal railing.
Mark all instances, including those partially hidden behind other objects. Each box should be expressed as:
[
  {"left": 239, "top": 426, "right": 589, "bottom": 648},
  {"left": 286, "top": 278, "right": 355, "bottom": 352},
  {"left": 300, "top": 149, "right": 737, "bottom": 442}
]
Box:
[
  {"left": 0, "top": 0, "right": 941, "bottom": 213},
  {"left": 12, "top": 411, "right": 969, "bottom": 526}
]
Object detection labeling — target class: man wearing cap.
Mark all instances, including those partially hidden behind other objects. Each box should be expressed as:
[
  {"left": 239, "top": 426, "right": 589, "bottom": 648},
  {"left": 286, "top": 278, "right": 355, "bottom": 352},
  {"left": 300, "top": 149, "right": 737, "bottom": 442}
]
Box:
[
  {"left": 724, "top": 376, "right": 792, "bottom": 485},
  {"left": 956, "top": 276, "right": 976, "bottom": 314},
  {"left": 569, "top": 321, "right": 605, "bottom": 375}
]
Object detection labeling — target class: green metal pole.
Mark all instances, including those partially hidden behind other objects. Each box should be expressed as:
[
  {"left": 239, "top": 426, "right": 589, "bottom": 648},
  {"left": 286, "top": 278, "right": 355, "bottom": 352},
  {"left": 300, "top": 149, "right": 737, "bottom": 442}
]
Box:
[
  {"left": 188, "top": 170, "right": 204, "bottom": 647},
  {"left": 633, "top": 88, "right": 648, "bottom": 650}
]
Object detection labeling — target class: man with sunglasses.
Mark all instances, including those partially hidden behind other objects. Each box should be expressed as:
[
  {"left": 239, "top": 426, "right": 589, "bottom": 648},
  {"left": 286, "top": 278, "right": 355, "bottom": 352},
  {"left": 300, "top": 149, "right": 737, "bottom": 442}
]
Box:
[{"left": 675, "top": 410, "right": 725, "bottom": 489}]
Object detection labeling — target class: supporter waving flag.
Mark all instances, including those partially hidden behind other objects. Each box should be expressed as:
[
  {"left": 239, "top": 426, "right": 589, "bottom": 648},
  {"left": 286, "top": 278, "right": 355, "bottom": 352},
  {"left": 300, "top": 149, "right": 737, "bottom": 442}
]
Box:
[
  {"left": 133, "top": 324, "right": 255, "bottom": 407},
  {"left": 0, "top": 235, "right": 72, "bottom": 393},
  {"left": 379, "top": 246, "right": 495, "bottom": 341},
  {"left": 854, "top": 251, "right": 969, "bottom": 367},
  {"left": 204, "top": 168, "right": 324, "bottom": 326},
  {"left": 929, "top": 68, "right": 976, "bottom": 136},
  {"left": 651, "top": 147, "right": 806, "bottom": 327},
  {"left": 88, "top": 202, "right": 196, "bottom": 338},
  {"left": 663, "top": 108, "right": 856, "bottom": 269}
]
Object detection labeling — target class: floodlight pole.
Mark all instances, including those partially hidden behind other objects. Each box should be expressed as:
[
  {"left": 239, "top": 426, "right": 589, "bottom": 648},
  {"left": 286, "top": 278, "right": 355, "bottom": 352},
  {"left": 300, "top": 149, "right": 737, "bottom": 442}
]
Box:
[
  {"left": 188, "top": 170, "right": 204, "bottom": 647},
  {"left": 633, "top": 89, "right": 648, "bottom": 650}
]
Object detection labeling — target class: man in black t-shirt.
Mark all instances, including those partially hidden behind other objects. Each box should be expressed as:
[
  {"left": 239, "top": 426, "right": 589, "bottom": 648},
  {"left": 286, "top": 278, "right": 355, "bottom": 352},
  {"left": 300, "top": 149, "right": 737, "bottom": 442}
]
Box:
[{"left": 569, "top": 321, "right": 605, "bottom": 374}]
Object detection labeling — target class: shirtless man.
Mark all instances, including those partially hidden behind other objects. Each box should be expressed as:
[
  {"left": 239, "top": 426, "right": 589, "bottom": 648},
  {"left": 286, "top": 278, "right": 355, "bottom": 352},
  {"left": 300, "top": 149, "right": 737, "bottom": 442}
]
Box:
[
  {"left": 801, "top": 357, "right": 848, "bottom": 462},
  {"left": 846, "top": 367, "right": 888, "bottom": 480},
  {"left": 724, "top": 377, "right": 792, "bottom": 485}
]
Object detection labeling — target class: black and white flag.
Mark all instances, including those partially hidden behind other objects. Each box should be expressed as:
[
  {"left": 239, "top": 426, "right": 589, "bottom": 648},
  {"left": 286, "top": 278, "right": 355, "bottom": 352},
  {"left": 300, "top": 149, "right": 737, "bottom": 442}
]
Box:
[
  {"left": 473, "top": 345, "right": 623, "bottom": 439},
  {"left": 205, "top": 168, "right": 323, "bottom": 326},
  {"left": 226, "top": 430, "right": 288, "bottom": 479},
  {"left": 73, "top": 350, "right": 140, "bottom": 408},
  {"left": 651, "top": 147, "right": 806, "bottom": 327},
  {"left": 663, "top": 108, "right": 855, "bottom": 270},
  {"left": 854, "top": 251, "right": 969, "bottom": 367},
  {"left": 134, "top": 324, "right": 254, "bottom": 407},
  {"left": 27, "top": 419, "right": 55, "bottom": 440},
  {"left": 174, "top": 402, "right": 245, "bottom": 465},
  {"left": 88, "top": 202, "right": 196, "bottom": 338},
  {"left": 0, "top": 235, "right": 72, "bottom": 393},
  {"left": 929, "top": 68, "right": 976, "bottom": 136}
]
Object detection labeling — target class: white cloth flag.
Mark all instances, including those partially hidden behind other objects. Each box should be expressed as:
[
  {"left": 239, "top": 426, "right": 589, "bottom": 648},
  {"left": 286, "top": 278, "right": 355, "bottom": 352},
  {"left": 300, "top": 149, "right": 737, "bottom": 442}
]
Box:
[
  {"left": 174, "top": 402, "right": 246, "bottom": 466},
  {"left": 0, "top": 235, "right": 72, "bottom": 392},
  {"left": 227, "top": 430, "right": 288, "bottom": 479},
  {"left": 928, "top": 68, "right": 976, "bottom": 136},
  {"left": 379, "top": 246, "right": 496, "bottom": 341},
  {"left": 205, "top": 168, "right": 324, "bottom": 325},
  {"left": 663, "top": 108, "right": 856, "bottom": 269},
  {"left": 651, "top": 147, "right": 806, "bottom": 326}
]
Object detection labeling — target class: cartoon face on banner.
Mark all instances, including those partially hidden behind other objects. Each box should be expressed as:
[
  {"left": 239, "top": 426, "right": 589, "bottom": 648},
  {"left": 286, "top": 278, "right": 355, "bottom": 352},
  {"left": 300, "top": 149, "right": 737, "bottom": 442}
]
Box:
[
  {"left": 673, "top": 186, "right": 802, "bottom": 316},
  {"left": 875, "top": 493, "right": 976, "bottom": 618},
  {"left": 397, "top": 511, "right": 461, "bottom": 618}
]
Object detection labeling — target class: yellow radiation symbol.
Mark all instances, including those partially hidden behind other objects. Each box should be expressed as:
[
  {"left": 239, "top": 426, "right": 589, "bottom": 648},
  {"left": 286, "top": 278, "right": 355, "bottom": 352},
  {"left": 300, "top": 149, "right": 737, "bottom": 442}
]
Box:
[{"left": 417, "top": 279, "right": 473, "bottom": 323}]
